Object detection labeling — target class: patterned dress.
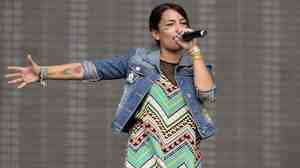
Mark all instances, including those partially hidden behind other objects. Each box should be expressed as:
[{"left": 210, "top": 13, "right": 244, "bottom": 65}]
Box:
[{"left": 126, "top": 74, "right": 204, "bottom": 168}]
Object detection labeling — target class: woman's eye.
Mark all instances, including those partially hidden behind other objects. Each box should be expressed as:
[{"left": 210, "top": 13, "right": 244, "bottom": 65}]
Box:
[{"left": 166, "top": 23, "right": 173, "bottom": 26}]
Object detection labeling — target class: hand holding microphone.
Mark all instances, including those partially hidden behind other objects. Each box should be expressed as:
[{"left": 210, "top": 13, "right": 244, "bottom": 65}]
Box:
[
  {"left": 178, "top": 29, "right": 207, "bottom": 61},
  {"left": 174, "top": 29, "right": 207, "bottom": 51}
]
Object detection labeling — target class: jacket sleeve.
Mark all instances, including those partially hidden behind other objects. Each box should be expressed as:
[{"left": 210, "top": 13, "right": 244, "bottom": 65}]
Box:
[
  {"left": 80, "top": 48, "right": 136, "bottom": 82},
  {"left": 196, "top": 64, "right": 217, "bottom": 104}
]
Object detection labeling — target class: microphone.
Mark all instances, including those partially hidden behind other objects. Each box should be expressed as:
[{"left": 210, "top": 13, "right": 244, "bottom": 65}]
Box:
[{"left": 181, "top": 30, "right": 207, "bottom": 41}]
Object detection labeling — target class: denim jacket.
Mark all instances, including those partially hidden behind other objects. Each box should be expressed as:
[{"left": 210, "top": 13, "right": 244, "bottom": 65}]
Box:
[{"left": 81, "top": 47, "right": 217, "bottom": 140}]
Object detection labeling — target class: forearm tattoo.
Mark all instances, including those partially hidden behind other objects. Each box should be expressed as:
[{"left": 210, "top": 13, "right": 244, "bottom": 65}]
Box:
[
  {"left": 63, "top": 68, "right": 72, "bottom": 75},
  {"left": 62, "top": 65, "right": 82, "bottom": 76},
  {"left": 73, "top": 65, "right": 82, "bottom": 74}
]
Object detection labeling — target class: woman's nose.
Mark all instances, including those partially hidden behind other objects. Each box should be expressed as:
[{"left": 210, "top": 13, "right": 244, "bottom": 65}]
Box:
[{"left": 175, "top": 23, "right": 184, "bottom": 33}]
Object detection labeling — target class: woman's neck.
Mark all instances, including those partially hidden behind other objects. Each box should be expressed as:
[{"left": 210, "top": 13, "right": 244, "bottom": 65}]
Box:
[{"left": 160, "top": 48, "right": 181, "bottom": 64}]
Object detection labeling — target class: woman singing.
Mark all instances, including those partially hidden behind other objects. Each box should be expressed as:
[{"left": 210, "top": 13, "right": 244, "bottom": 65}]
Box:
[{"left": 6, "top": 3, "right": 217, "bottom": 168}]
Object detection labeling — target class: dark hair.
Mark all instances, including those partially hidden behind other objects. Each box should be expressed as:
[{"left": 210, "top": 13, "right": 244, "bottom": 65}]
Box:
[{"left": 149, "top": 3, "right": 190, "bottom": 32}]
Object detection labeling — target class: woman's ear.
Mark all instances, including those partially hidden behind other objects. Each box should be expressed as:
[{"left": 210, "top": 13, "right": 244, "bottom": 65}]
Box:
[{"left": 151, "top": 30, "right": 160, "bottom": 41}]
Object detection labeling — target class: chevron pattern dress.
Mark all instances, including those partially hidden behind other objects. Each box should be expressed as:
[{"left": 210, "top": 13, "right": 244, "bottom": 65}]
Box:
[{"left": 126, "top": 74, "right": 204, "bottom": 168}]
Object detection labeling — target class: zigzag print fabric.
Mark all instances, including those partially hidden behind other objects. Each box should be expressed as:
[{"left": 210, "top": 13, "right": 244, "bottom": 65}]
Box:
[{"left": 126, "top": 75, "right": 204, "bottom": 168}]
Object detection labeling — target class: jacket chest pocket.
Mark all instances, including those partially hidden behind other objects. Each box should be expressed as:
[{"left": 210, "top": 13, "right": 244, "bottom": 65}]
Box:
[{"left": 126, "top": 64, "right": 146, "bottom": 84}]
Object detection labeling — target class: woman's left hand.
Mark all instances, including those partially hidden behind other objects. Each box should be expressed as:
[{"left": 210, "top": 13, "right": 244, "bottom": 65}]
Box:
[{"left": 174, "top": 28, "right": 200, "bottom": 52}]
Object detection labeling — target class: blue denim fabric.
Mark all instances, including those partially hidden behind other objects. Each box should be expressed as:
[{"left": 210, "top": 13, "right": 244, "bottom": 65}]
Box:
[{"left": 81, "top": 47, "right": 217, "bottom": 139}]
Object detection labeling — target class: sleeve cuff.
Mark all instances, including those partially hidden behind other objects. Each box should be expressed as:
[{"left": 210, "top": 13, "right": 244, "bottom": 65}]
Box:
[
  {"left": 80, "top": 60, "right": 101, "bottom": 82},
  {"left": 196, "top": 84, "right": 217, "bottom": 104}
]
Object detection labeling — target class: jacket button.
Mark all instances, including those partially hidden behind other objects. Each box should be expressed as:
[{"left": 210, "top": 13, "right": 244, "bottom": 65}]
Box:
[
  {"left": 127, "top": 72, "right": 134, "bottom": 83},
  {"left": 135, "top": 66, "right": 141, "bottom": 71},
  {"left": 187, "top": 93, "right": 192, "bottom": 98}
]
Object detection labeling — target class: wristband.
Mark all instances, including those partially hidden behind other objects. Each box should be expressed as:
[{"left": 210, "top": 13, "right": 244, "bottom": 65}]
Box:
[
  {"left": 189, "top": 47, "right": 201, "bottom": 55},
  {"left": 39, "top": 67, "right": 48, "bottom": 88},
  {"left": 192, "top": 53, "right": 203, "bottom": 61}
]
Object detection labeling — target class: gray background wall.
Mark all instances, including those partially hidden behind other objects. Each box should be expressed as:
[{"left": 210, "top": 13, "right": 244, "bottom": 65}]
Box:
[{"left": 0, "top": 0, "right": 299, "bottom": 168}]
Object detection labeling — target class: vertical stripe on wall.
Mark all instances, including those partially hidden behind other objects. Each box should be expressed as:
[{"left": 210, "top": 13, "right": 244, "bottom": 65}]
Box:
[
  {"left": 66, "top": 0, "right": 88, "bottom": 168},
  {"left": 261, "top": 0, "right": 281, "bottom": 167},
  {"left": 0, "top": 1, "right": 23, "bottom": 168}
]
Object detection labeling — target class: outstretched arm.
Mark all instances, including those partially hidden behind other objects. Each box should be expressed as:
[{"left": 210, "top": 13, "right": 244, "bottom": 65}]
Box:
[
  {"left": 38, "top": 63, "right": 84, "bottom": 80},
  {"left": 5, "top": 54, "right": 84, "bottom": 89}
]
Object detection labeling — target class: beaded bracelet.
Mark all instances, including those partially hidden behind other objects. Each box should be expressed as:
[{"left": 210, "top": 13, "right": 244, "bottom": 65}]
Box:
[
  {"left": 192, "top": 53, "right": 203, "bottom": 61},
  {"left": 39, "top": 67, "right": 48, "bottom": 87},
  {"left": 188, "top": 47, "right": 204, "bottom": 61},
  {"left": 190, "top": 49, "right": 204, "bottom": 61},
  {"left": 189, "top": 47, "right": 201, "bottom": 55}
]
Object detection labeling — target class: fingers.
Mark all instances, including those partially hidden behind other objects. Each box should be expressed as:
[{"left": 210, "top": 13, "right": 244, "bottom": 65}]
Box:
[
  {"left": 7, "top": 54, "right": 37, "bottom": 71},
  {"left": 27, "top": 54, "right": 41, "bottom": 75},
  {"left": 5, "top": 73, "right": 22, "bottom": 78},
  {"left": 17, "top": 82, "right": 27, "bottom": 89},
  {"left": 174, "top": 37, "right": 187, "bottom": 48},
  {"left": 176, "top": 28, "right": 194, "bottom": 37},
  {"left": 184, "top": 28, "right": 194, "bottom": 32},
  {"left": 5, "top": 73, "right": 25, "bottom": 88},
  {"left": 7, "top": 78, "right": 24, "bottom": 84},
  {"left": 27, "top": 54, "right": 36, "bottom": 67},
  {"left": 7, "top": 66, "right": 24, "bottom": 71},
  {"left": 5, "top": 55, "right": 36, "bottom": 89},
  {"left": 6, "top": 76, "right": 28, "bottom": 89},
  {"left": 175, "top": 29, "right": 191, "bottom": 41}
]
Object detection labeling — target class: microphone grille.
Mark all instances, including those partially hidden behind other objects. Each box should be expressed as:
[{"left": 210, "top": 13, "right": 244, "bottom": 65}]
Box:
[{"left": 200, "top": 30, "right": 207, "bottom": 36}]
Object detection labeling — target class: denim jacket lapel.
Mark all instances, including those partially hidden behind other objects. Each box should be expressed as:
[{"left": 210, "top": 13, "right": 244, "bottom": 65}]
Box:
[{"left": 142, "top": 47, "right": 161, "bottom": 72}]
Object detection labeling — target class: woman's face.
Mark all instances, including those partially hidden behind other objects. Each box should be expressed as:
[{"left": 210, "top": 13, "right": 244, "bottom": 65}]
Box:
[{"left": 152, "top": 9, "right": 189, "bottom": 51}]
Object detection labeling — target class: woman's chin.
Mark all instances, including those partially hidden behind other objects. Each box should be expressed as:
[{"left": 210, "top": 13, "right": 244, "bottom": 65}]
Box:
[
  {"left": 170, "top": 45, "right": 183, "bottom": 51},
  {"left": 161, "top": 43, "right": 182, "bottom": 52}
]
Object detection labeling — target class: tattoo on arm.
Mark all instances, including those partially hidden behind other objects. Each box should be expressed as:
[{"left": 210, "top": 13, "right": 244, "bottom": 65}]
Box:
[
  {"left": 73, "top": 65, "right": 82, "bottom": 74},
  {"left": 62, "top": 65, "right": 82, "bottom": 76},
  {"left": 63, "top": 68, "right": 72, "bottom": 75},
  {"left": 46, "top": 65, "right": 83, "bottom": 78}
]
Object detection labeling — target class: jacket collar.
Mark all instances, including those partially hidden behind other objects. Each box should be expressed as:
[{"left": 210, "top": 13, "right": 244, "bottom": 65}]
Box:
[{"left": 142, "top": 47, "right": 192, "bottom": 71}]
